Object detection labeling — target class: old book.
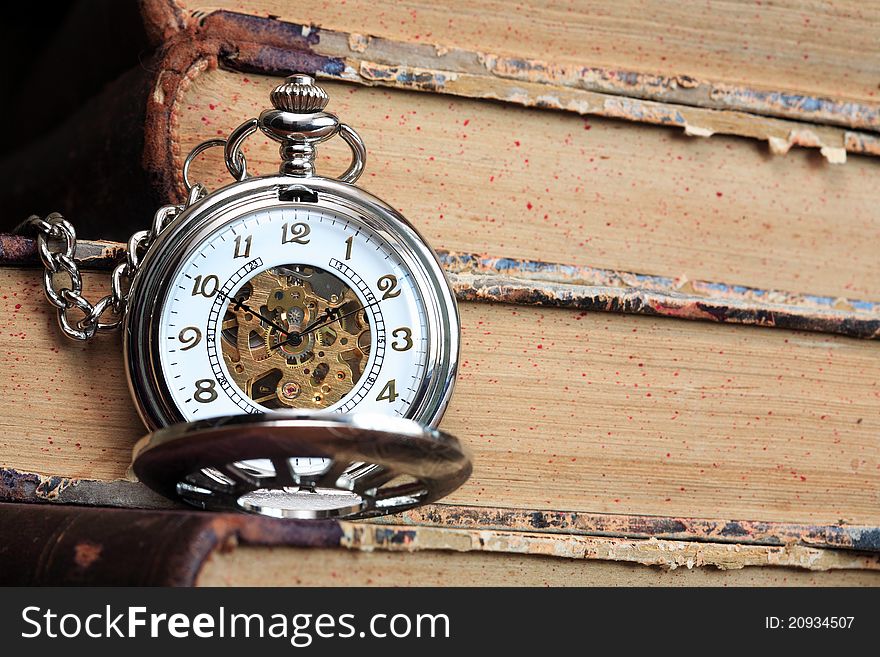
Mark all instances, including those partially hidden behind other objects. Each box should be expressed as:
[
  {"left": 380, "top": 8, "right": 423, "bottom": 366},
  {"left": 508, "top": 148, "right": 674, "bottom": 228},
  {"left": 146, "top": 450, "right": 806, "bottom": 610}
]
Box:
[
  {"left": 145, "top": 0, "right": 880, "bottom": 128},
  {"left": 2, "top": 503, "right": 877, "bottom": 586},
  {"left": 1, "top": 237, "right": 879, "bottom": 585},
  {"left": 5, "top": 2, "right": 880, "bottom": 257},
  {"left": 0, "top": 2, "right": 878, "bottom": 585}
]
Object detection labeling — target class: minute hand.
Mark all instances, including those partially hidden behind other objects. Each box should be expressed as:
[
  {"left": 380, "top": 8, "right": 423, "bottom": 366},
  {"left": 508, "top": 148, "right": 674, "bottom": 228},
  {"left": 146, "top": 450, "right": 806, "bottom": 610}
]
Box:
[
  {"left": 270, "top": 297, "right": 382, "bottom": 351},
  {"left": 298, "top": 307, "right": 342, "bottom": 337}
]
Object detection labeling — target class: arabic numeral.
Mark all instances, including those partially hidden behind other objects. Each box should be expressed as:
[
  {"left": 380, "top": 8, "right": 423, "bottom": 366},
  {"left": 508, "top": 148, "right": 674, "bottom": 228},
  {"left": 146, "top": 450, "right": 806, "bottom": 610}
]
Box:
[
  {"left": 178, "top": 326, "right": 202, "bottom": 350},
  {"left": 191, "top": 274, "right": 219, "bottom": 297},
  {"left": 193, "top": 379, "right": 217, "bottom": 403},
  {"left": 377, "top": 274, "right": 401, "bottom": 300},
  {"left": 282, "top": 222, "right": 311, "bottom": 244},
  {"left": 376, "top": 379, "right": 399, "bottom": 403},
  {"left": 233, "top": 234, "right": 252, "bottom": 258},
  {"left": 391, "top": 327, "right": 413, "bottom": 351}
]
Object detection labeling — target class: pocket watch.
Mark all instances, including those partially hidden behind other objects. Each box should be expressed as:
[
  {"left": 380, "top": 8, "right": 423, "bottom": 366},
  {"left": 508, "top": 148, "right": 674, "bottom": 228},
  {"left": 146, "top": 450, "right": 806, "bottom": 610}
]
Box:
[{"left": 19, "top": 74, "right": 470, "bottom": 519}]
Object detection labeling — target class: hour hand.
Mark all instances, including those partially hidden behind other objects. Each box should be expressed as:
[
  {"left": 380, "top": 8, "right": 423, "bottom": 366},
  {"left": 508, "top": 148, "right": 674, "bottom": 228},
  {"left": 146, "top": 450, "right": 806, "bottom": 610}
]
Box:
[
  {"left": 299, "top": 306, "right": 340, "bottom": 336},
  {"left": 220, "top": 290, "right": 290, "bottom": 336},
  {"left": 267, "top": 307, "right": 341, "bottom": 352}
]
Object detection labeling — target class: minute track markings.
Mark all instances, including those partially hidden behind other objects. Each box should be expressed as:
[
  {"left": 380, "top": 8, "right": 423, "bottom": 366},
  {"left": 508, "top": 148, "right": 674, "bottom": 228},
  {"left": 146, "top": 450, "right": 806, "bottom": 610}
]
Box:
[
  {"left": 202, "top": 257, "right": 267, "bottom": 413},
  {"left": 200, "top": 254, "right": 389, "bottom": 415},
  {"left": 161, "top": 204, "right": 431, "bottom": 422}
]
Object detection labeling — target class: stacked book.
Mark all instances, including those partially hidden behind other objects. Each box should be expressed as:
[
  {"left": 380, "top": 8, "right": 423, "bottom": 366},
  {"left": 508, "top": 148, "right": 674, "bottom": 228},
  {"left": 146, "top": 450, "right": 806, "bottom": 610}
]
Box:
[{"left": 0, "top": 0, "right": 877, "bottom": 585}]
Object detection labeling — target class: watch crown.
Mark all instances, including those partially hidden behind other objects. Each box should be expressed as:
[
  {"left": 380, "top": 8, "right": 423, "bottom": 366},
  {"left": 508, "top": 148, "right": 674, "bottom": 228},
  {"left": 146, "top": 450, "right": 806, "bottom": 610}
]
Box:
[{"left": 270, "top": 74, "right": 329, "bottom": 113}]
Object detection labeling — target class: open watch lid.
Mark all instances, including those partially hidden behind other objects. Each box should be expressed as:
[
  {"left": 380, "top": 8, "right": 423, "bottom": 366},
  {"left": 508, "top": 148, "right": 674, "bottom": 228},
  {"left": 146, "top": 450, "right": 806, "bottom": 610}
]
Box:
[{"left": 132, "top": 412, "right": 471, "bottom": 519}]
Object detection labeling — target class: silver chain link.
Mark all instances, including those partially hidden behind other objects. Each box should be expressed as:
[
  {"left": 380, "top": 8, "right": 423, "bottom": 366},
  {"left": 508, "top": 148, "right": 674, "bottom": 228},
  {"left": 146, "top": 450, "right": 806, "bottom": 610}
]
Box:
[
  {"left": 17, "top": 129, "right": 247, "bottom": 341},
  {"left": 16, "top": 207, "right": 180, "bottom": 340}
]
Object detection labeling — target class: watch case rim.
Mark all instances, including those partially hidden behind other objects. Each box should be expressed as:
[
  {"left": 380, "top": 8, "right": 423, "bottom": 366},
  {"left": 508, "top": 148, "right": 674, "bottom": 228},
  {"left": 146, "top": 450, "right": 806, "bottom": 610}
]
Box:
[{"left": 123, "top": 174, "right": 460, "bottom": 435}]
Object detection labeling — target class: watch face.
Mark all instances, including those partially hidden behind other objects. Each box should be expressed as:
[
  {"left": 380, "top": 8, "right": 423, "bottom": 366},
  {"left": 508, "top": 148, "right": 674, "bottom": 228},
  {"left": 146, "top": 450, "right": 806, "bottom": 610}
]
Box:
[
  {"left": 159, "top": 204, "right": 426, "bottom": 420},
  {"left": 126, "top": 177, "right": 458, "bottom": 433}
]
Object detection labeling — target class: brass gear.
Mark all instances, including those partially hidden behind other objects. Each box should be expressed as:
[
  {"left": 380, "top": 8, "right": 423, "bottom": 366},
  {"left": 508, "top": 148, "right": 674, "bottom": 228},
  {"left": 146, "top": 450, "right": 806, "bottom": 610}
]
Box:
[{"left": 221, "top": 266, "right": 372, "bottom": 409}]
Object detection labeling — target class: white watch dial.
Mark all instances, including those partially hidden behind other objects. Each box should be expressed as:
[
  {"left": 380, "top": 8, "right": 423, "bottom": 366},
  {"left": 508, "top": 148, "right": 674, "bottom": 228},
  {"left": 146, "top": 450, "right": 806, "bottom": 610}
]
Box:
[{"left": 157, "top": 204, "right": 428, "bottom": 423}]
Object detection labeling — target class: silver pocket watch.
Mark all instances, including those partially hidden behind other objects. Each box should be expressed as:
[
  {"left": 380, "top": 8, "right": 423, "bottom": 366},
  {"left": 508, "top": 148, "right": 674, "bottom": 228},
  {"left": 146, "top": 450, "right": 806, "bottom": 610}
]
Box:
[{"left": 19, "top": 74, "right": 470, "bottom": 519}]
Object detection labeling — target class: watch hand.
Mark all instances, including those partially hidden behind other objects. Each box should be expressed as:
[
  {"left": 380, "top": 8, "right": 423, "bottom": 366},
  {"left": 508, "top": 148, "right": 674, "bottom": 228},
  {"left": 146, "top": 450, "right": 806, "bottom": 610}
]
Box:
[
  {"left": 299, "top": 306, "right": 340, "bottom": 337},
  {"left": 269, "top": 298, "right": 380, "bottom": 351},
  {"left": 218, "top": 291, "right": 290, "bottom": 336},
  {"left": 300, "top": 298, "right": 380, "bottom": 337},
  {"left": 267, "top": 308, "right": 337, "bottom": 353}
]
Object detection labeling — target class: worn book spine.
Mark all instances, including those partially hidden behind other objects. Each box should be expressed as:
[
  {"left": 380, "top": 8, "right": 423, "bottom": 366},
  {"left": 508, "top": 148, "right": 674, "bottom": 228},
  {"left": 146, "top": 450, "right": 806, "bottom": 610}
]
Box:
[
  {"left": 2, "top": 503, "right": 878, "bottom": 586},
  {"left": 0, "top": 502, "right": 342, "bottom": 586}
]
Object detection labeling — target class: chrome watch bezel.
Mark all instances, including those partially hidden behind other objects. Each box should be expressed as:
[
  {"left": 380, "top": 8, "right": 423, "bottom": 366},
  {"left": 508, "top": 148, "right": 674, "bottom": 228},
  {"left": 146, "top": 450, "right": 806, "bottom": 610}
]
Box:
[{"left": 124, "top": 174, "right": 459, "bottom": 432}]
